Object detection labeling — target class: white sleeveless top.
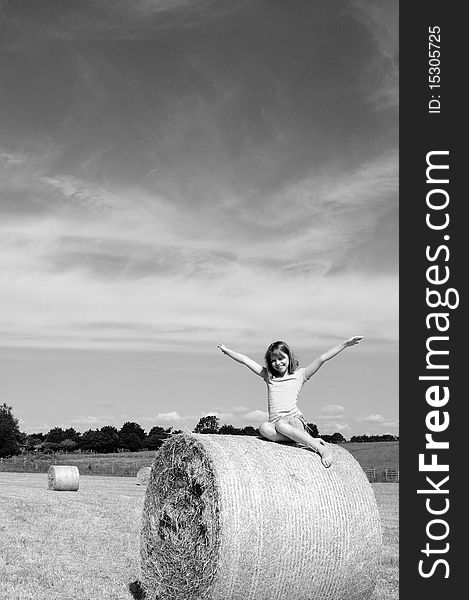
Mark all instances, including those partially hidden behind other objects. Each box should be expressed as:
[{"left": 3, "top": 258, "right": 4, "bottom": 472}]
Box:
[{"left": 263, "top": 367, "right": 308, "bottom": 422}]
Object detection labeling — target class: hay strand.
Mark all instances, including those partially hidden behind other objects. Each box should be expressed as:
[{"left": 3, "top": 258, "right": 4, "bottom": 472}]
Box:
[
  {"left": 141, "top": 433, "right": 382, "bottom": 600},
  {"left": 136, "top": 466, "right": 152, "bottom": 486},
  {"left": 47, "top": 465, "right": 79, "bottom": 491}
]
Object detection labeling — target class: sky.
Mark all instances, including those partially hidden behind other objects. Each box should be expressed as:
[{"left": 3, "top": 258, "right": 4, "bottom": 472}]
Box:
[{"left": 0, "top": 0, "right": 398, "bottom": 438}]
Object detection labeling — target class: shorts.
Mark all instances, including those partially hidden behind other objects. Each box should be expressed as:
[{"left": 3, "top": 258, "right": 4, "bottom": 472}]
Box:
[{"left": 271, "top": 413, "right": 308, "bottom": 431}]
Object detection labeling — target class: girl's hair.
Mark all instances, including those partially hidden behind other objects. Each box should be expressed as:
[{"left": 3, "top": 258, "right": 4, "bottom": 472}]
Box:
[{"left": 264, "top": 341, "right": 299, "bottom": 377}]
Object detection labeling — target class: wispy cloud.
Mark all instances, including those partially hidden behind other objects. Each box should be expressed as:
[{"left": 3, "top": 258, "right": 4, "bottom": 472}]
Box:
[
  {"left": 1, "top": 0, "right": 241, "bottom": 55},
  {"left": 0, "top": 150, "right": 397, "bottom": 352},
  {"left": 0, "top": 150, "right": 29, "bottom": 169},
  {"left": 348, "top": 0, "right": 399, "bottom": 109},
  {"left": 1, "top": 0, "right": 397, "bottom": 358}
]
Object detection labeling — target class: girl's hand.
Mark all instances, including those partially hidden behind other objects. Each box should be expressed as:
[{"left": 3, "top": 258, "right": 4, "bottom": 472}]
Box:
[
  {"left": 217, "top": 344, "right": 228, "bottom": 354},
  {"left": 344, "top": 336, "right": 363, "bottom": 347}
]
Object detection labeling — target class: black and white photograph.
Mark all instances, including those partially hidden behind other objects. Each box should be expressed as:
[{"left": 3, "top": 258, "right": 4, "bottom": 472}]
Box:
[{"left": 1, "top": 1, "right": 404, "bottom": 599}]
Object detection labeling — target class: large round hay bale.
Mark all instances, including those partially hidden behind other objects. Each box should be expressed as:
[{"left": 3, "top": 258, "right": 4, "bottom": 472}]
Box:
[
  {"left": 47, "top": 465, "right": 79, "bottom": 491},
  {"left": 141, "top": 433, "right": 382, "bottom": 600},
  {"left": 136, "top": 466, "right": 152, "bottom": 486}
]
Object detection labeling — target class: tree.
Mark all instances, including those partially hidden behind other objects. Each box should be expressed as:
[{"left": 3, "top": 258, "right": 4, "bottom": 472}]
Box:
[
  {"left": 119, "top": 432, "right": 143, "bottom": 452},
  {"left": 219, "top": 424, "right": 239, "bottom": 435},
  {"left": 0, "top": 404, "right": 22, "bottom": 457},
  {"left": 79, "top": 427, "right": 120, "bottom": 453},
  {"left": 330, "top": 432, "right": 346, "bottom": 444},
  {"left": 119, "top": 422, "right": 146, "bottom": 451},
  {"left": 80, "top": 429, "right": 103, "bottom": 453},
  {"left": 239, "top": 426, "right": 259, "bottom": 436},
  {"left": 63, "top": 428, "right": 81, "bottom": 444},
  {"left": 46, "top": 427, "right": 67, "bottom": 444},
  {"left": 119, "top": 422, "right": 146, "bottom": 440},
  {"left": 146, "top": 426, "right": 171, "bottom": 450},
  {"left": 41, "top": 441, "right": 62, "bottom": 453},
  {"left": 28, "top": 432, "right": 46, "bottom": 442},
  {"left": 99, "top": 426, "right": 120, "bottom": 453},
  {"left": 25, "top": 434, "right": 45, "bottom": 452},
  {"left": 60, "top": 439, "right": 79, "bottom": 452},
  {"left": 193, "top": 415, "right": 220, "bottom": 434},
  {"left": 306, "top": 423, "right": 319, "bottom": 437}
]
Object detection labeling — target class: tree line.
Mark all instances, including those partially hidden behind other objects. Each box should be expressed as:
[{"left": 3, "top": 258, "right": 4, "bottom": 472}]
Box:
[
  {"left": 349, "top": 434, "right": 398, "bottom": 443},
  {"left": 0, "top": 404, "right": 398, "bottom": 458}
]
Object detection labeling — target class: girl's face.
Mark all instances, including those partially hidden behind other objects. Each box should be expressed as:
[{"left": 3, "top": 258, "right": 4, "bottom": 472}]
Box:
[{"left": 270, "top": 351, "right": 289, "bottom": 376}]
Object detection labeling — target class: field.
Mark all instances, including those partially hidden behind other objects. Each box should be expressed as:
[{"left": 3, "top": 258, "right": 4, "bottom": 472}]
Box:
[
  {"left": 0, "top": 450, "right": 156, "bottom": 477},
  {"left": 0, "top": 473, "right": 398, "bottom": 600},
  {"left": 0, "top": 441, "right": 399, "bottom": 478},
  {"left": 343, "top": 441, "right": 399, "bottom": 470}
]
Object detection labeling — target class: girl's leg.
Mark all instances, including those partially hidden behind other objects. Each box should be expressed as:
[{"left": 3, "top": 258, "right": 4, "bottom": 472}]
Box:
[
  {"left": 274, "top": 419, "right": 333, "bottom": 468},
  {"left": 259, "top": 421, "right": 292, "bottom": 442}
]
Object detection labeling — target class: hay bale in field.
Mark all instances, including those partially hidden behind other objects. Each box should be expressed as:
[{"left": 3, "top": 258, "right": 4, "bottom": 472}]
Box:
[
  {"left": 47, "top": 465, "right": 79, "bottom": 491},
  {"left": 136, "top": 466, "right": 152, "bottom": 486},
  {"left": 141, "top": 433, "right": 382, "bottom": 600}
]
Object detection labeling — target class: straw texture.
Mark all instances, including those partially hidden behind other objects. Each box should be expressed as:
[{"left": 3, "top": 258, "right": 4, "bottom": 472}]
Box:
[
  {"left": 47, "top": 465, "right": 79, "bottom": 491},
  {"left": 136, "top": 466, "right": 152, "bottom": 485},
  {"left": 141, "top": 433, "right": 382, "bottom": 600}
]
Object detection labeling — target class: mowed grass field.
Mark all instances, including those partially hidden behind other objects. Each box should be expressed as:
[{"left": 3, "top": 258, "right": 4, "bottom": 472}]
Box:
[
  {"left": 343, "top": 441, "right": 399, "bottom": 470},
  {"left": 0, "top": 473, "right": 398, "bottom": 600}
]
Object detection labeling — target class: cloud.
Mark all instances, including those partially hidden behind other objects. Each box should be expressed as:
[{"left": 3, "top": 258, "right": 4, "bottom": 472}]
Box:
[
  {"left": 1, "top": 0, "right": 397, "bottom": 355},
  {"left": 218, "top": 151, "right": 397, "bottom": 275},
  {"left": 329, "top": 423, "right": 350, "bottom": 433},
  {"left": 2, "top": 0, "right": 237, "bottom": 51},
  {"left": 0, "top": 150, "right": 29, "bottom": 169},
  {"left": 40, "top": 176, "right": 125, "bottom": 212},
  {"left": 306, "top": 405, "right": 350, "bottom": 435},
  {"left": 70, "top": 415, "right": 111, "bottom": 426},
  {"left": 0, "top": 148, "right": 397, "bottom": 353},
  {"left": 231, "top": 405, "right": 249, "bottom": 414},
  {"left": 316, "top": 419, "right": 350, "bottom": 435},
  {"left": 382, "top": 418, "right": 399, "bottom": 428},
  {"left": 349, "top": 0, "right": 399, "bottom": 109},
  {"left": 353, "top": 414, "right": 399, "bottom": 436},
  {"left": 153, "top": 411, "right": 183, "bottom": 422},
  {"left": 242, "top": 410, "right": 268, "bottom": 422},
  {"left": 21, "top": 423, "right": 53, "bottom": 434},
  {"left": 358, "top": 413, "right": 385, "bottom": 423},
  {"left": 140, "top": 408, "right": 268, "bottom": 429}
]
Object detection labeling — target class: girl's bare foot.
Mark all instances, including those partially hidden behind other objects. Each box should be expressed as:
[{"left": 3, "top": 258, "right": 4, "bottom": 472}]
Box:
[
  {"left": 309, "top": 437, "right": 333, "bottom": 468},
  {"left": 320, "top": 447, "right": 333, "bottom": 468}
]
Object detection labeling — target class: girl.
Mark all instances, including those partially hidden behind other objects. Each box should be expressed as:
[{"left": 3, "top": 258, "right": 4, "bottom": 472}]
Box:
[{"left": 217, "top": 336, "right": 363, "bottom": 467}]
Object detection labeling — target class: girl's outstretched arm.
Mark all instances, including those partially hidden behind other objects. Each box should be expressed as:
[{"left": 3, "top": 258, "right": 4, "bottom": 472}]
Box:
[
  {"left": 217, "top": 344, "right": 265, "bottom": 376},
  {"left": 304, "top": 336, "right": 363, "bottom": 380}
]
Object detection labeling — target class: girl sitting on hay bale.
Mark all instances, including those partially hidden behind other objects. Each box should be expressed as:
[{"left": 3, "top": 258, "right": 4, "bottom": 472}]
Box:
[{"left": 217, "top": 336, "right": 363, "bottom": 468}]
